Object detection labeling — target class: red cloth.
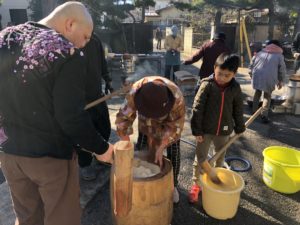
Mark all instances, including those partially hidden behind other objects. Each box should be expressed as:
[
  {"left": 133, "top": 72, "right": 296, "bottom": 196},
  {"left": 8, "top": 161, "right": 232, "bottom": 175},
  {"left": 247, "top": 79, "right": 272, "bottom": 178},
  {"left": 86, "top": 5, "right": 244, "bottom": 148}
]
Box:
[{"left": 263, "top": 44, "right": 283, "bottom": 54}]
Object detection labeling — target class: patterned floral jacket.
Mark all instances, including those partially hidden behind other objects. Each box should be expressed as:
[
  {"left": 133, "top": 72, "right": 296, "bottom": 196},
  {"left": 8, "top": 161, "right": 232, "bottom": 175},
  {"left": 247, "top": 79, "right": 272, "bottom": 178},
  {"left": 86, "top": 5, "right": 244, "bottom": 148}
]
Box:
[
  {"left": 116, "top": 76, "right": 185, "bottom": 146},
  {"left": 0, "top": 22, "right": 109, "bottom": 159}
]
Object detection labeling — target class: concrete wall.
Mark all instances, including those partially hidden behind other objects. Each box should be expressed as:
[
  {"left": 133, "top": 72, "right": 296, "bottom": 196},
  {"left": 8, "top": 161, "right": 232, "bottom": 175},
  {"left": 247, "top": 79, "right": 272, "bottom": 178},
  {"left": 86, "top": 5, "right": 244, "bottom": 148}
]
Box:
[
  {"left": 159, "top": 7, "right": 183, "bottom": 21},
  {"left": 154, "top": 0, "right": 191, "bottom": 10},
  {"left": 249, "top": 25, "right": 268, "bottom": 42},
  {"left": 184, "top": 27, "right": 193, "bottom": 54},
  {"left": 0, "top": 0, "right": 30, "bottom": 28},
  {"left": 146, "top": 6, "right": 185, "bottom": 25},
  {"left": 154, "top": 0, "right": 170, "bottom": 10},
  {"left": 247, "top": 25, "right": 285, "bottom": 42}
]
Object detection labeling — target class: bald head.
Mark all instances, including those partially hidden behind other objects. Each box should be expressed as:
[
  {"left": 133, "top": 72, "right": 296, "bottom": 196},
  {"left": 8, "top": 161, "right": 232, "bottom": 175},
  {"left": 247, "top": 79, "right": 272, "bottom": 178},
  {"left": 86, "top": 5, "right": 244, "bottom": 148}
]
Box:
[
  {"left": 49, "top": 1, "right": 93, "bottom": 25},
  {"left": 40, "top": 1, "right": 93, "bottom": 48}
]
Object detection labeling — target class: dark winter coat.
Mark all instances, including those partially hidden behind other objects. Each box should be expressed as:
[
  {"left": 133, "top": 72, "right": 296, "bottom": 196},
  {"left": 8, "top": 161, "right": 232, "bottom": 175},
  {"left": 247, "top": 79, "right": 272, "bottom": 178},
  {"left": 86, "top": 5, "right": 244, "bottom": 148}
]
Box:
[
  {"left": 184, "top": 40, "right": 230, "bottom": 79},
  {"left": 292, "top": 32, "right": 300, "bottom": 72},
  {"left": 191, "top": 76, "right": 245, "bottom": 136},
  {"left": 0, "top": 22, "right": 108, "bottom": 159},
  {"left": 83, "top": 34, "right": 111, "bottom": 141}
]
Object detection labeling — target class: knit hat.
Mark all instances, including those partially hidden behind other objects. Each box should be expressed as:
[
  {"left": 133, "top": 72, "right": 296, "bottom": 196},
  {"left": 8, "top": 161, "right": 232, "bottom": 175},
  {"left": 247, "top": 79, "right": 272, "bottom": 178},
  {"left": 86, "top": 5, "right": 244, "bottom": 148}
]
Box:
[
  {"left": 213, "top": 32, "right": 226, "bottom": 41},
  {"left": 266, "top": 39, "right": 282, "bottom": 48},
  {"left": 171, "top": 25, "right": 178, "bottom": 36},
  {"left": 134, "top": 82, "right": 175, "bottom": 118}
]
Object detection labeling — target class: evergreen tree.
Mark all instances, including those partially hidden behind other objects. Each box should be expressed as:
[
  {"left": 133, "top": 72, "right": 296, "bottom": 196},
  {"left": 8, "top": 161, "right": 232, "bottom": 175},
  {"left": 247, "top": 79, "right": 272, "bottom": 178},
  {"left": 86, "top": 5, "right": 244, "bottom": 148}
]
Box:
[
  {"left": 28, "top": 0, "right": 43, "bottom": 21},
  {"left": 134, "top": 0, "right": 156, "bottom": 23},
  {"left": 28, "top": 0, "right": 135, "bottom": 29},
  {"left": 277, "top": 0, "right": 300, "bottom": 35}
]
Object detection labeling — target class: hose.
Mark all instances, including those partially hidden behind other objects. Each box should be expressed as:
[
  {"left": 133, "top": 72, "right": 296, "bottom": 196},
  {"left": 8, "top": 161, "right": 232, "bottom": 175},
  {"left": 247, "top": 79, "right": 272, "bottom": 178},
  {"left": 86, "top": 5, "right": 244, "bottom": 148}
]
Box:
[{"left": 224, "top": 156, "right": 252, "bottom": 172}]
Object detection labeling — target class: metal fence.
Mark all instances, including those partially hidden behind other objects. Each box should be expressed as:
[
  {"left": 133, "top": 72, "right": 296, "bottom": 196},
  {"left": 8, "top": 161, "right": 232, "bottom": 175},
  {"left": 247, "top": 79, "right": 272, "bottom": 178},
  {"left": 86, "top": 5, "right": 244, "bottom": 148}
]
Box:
[{"left": 96, "top": 24, "right": 154, "bottom": 54}]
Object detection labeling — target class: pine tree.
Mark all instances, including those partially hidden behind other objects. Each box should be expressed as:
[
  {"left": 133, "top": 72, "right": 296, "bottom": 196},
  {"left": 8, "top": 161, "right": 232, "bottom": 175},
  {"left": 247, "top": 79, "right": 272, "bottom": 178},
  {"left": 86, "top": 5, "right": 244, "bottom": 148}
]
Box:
[{"left": 134, "top": 0, "right": 156, "bottom": 23}]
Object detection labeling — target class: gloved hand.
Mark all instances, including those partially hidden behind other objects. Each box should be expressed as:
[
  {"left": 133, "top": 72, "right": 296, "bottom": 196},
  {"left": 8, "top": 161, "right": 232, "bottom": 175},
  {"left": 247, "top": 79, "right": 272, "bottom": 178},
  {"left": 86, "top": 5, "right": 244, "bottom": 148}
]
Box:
[
  {"left": 105, "top": 82, "right": 114, "bottom": 95},
  {"left": 294, "top": 53, "right": 300, "bottom": 59},
  {"left": 171, "top": 49, "right": 177, "bottom": 56}
]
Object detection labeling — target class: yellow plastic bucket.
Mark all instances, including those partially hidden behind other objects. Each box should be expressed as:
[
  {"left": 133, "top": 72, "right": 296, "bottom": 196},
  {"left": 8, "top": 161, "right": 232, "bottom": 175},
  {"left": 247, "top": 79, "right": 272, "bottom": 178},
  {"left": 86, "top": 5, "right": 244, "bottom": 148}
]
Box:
[
  {"left": 262, "top": 146, "right": 300, "bottom": 194},
  {"left": 199, "top": 168, "right": 244, "bottom": 220}
]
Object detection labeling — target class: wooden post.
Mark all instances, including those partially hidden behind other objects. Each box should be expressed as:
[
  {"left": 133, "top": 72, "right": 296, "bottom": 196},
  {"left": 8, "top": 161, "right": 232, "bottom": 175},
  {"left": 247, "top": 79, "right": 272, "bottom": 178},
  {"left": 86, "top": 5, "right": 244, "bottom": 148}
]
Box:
[
  {"left": 113, "top": 141, "right": 134, "bottom": 217},
  {"left": 240, "top": 18, "right": 244, "bottom": 67},
  {"left": 242, "top": 17, "right": 252, "bottom": 62}
]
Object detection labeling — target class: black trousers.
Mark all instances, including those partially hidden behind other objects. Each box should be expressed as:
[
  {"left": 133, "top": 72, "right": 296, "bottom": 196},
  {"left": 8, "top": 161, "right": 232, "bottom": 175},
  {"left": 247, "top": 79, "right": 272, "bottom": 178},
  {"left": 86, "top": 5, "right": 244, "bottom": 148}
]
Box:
[
  {"left": 294, "top": 59, "right": 300, "bottom": 73},
  {"left": 157, "top": 39, "right": 161, "bottom": 50},
  {"left": 164, "top": 65, "right": 180, "bottom": 81},
  {"left": 77, "top": 100, "right": 111, "bottom": 167},
  {"left": 136, "top": 132, "right": 181, "bottom": 187}
]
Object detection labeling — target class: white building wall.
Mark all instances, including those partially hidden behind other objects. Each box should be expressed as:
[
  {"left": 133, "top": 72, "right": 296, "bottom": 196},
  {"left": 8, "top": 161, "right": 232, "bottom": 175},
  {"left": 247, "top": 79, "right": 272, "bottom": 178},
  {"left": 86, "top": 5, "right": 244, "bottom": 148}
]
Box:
[
  {"left": 154, "top": 0, "right": 170, "bottom": 10},
  {"left": 159, "top": 7, "right": 182, "bottom": 20},
  {"left": 154, "top": 0, "right": 191, "bottom": 10},
  {"left": 0, "top": 0, "right": 30, "bottom": 28}
]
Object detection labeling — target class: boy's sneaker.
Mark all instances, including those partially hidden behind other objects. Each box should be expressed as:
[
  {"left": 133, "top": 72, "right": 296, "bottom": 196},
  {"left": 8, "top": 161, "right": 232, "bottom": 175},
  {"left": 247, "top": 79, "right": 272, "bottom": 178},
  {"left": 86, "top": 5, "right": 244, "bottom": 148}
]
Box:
[{"left": 188, "top": 184, "right": 201, "bottom": 203}]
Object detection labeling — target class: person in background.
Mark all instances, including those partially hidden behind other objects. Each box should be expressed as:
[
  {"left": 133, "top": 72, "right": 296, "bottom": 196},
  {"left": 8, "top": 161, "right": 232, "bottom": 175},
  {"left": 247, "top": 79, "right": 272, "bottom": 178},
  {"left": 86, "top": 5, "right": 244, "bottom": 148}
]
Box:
[
  {"left": 115, "top": 76, "right": 185, "bottom": 203},
  {"left": 78, "top": 33, "right": 113, "bottom": 181},
  {"left": 292, "top": 32, "right": 300, "bottom": 73},
  {"left": 249, "top": 40, "right": 286, "bottom": 123},
  {"left": 183, "top": 32, "right": 230, "bottom": 80},
  {"left": 189, "top": 54, "right": 245, "bottom": 203},
  {"left": 164, "top": 25, "right": 183, "bottom": 81},
  {"left": 0, "top": 2, "right": 114, "bottom": 225},
  {"left": 155, "top": 27, "right": 163, "bottom": 50},
  {"left": 0, "top": 15, "right": 2, "bottom": 30}
]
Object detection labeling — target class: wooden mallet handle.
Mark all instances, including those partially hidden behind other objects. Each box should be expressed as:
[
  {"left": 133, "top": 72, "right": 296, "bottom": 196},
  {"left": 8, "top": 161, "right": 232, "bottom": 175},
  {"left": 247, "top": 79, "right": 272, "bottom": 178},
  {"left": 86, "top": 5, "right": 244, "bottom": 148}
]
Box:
[
  {"left": 84, "top": 85, "right": 131, "bottom": 110},
  {"left": 209, "top": 107, "right": 263, "bottom": 165}
]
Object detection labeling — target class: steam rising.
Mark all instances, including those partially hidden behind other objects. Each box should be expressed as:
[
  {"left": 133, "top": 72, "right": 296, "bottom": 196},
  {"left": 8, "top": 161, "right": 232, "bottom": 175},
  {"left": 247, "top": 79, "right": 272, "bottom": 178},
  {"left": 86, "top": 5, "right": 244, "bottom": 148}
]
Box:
[{"left": 125, "top": 60, "right": 159, "bottom": 83}]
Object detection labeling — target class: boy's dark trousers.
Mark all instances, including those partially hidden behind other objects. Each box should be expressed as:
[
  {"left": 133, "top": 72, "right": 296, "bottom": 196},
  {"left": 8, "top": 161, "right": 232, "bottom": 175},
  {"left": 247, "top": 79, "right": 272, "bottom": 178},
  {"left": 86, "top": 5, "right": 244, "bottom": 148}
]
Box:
[{"left": 136, "top": 132, "right": 180, "bottom": 187}]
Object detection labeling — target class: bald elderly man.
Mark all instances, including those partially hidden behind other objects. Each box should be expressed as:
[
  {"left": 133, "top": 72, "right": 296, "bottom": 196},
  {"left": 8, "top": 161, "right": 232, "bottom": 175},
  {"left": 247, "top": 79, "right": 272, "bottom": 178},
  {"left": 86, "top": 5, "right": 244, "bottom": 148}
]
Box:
[{"left": 0, "top": 2, "right": 113, "bottom": 225}]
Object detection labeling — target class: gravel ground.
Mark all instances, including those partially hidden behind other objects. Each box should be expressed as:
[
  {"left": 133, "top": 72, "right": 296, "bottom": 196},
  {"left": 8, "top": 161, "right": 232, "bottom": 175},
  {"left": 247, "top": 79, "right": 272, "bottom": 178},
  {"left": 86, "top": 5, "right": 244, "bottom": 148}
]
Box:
[
  {"left": 82, "top": 61, "right": 300, "bottom": 225},
  {"left": 1, "top": 58, "right": 299, "bottom": 225}
]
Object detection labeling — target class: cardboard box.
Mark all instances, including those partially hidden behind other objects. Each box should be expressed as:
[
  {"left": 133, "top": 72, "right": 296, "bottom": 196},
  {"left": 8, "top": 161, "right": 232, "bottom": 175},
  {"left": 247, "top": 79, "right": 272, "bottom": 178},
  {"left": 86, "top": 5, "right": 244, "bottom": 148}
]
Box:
[{"left": 174, "top": 71, "right": 198, "bottom": 96}]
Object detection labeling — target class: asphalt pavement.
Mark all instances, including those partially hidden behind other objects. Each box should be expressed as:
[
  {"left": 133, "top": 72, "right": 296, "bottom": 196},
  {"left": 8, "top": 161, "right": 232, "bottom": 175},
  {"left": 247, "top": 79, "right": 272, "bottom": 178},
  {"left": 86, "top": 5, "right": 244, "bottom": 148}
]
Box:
[
  {"left": 1, "top": 54, "right": 299, "bottom": 225},
  {"left": 82, "top": 58, "right": 300, "bottom": 225}
]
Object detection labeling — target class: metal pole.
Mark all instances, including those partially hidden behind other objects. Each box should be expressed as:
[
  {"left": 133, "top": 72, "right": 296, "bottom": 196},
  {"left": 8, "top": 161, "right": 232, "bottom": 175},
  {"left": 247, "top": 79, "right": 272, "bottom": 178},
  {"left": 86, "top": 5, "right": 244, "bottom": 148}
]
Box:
[
  {"left": 238, "top": 9, "right": 241, "bottom": 66},
  {"left": 240, "top": 16, "right": 244, "bottom": 67},
  {"left": 242, "top": 17, "right": 252, "bottom": 62}
]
